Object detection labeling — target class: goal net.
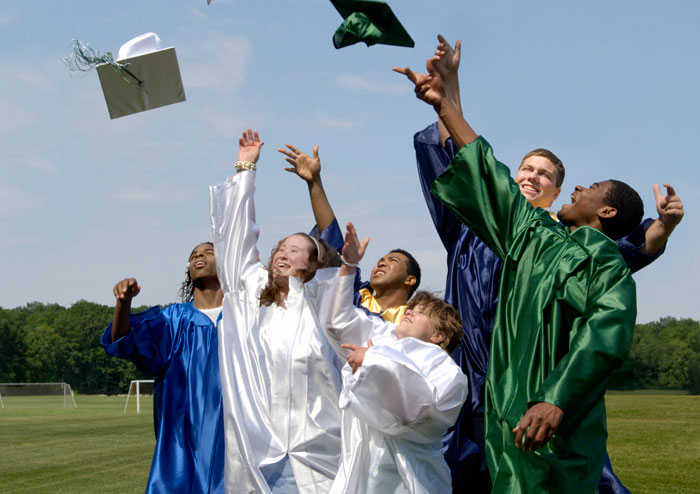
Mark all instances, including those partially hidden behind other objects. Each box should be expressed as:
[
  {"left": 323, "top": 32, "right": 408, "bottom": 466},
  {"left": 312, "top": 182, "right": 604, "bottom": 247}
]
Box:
[
  {"left": 0, "top": 382, "right": 77, "bottom": 408},
  {"left": 124, "top": 379, "right": 155, "bottom": 414}
]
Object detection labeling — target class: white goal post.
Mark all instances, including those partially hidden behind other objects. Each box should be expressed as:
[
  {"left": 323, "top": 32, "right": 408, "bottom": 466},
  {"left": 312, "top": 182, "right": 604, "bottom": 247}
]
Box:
[
  {"left": 124, "top": 379, "right": 155, "bottom": 414},
  {"left": 0, "top": 382, "right": 77, "bottom": 408}
]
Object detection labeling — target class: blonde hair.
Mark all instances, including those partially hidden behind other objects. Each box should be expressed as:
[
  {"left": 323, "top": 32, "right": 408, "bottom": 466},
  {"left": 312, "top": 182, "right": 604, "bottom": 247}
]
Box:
[{"left": 407, "top": 291, "right": 463, "bottom": 354}]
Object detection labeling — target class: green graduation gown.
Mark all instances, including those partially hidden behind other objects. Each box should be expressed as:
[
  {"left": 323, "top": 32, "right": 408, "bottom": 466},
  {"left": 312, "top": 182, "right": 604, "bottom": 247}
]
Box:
[{"left": 430, "top": 137, "right": 637, "bottom": 493}]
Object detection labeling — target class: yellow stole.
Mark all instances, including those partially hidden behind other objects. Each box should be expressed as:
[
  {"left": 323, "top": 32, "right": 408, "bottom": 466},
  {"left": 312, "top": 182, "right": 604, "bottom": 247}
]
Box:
[{"left": 358, "top": 288, "right": 406, "bottom": 323}]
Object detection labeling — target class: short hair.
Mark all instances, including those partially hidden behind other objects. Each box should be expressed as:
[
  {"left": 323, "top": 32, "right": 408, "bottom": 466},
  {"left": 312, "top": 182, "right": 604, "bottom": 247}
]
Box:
[
  {"left": 520, "top": 148, "right": 565, "bottom": 187},
  {"left": 407, "top": 291, "right": 463, "bottom": 355},
  {"left": 259, "top": 234, "right": 340, "bottom": 307},
  {"left": 390, "top": 248, "right": 421, "bottom": 297},
  {"left": 601, "top": 180, "right": 644, "bottom": 240},
  {"left": 178, "top": 241, "right": 214, "bottom": 303}
]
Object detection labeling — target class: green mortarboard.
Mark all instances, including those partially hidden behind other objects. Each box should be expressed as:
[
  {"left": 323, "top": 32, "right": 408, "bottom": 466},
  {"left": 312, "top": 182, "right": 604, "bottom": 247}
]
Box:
[
  {"left": 330, "top": 0, "right": 414, "bottom": 49},
  {"left": 96, "top": 33, "right": 186, "bottom": 119}
]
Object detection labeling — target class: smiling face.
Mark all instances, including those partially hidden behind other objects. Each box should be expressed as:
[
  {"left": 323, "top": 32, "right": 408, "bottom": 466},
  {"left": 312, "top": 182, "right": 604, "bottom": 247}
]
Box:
[
  {"left": 188, "top": 242, "right": 217, "bottom": 282},
  {"left": 515, "top": 156, "right": 561, "bottom": 208},
  {"left": 557, "top": 180, "right": 615, "bottom": 229},
  {"left": 271, "top": 234, "right": 314, "bottom": 279},
  {"left": 370, "top": 251, "right": 412, "bottom": 292},
  {"left": 394, "top": 304, "right": 444, "bottom": 346}
]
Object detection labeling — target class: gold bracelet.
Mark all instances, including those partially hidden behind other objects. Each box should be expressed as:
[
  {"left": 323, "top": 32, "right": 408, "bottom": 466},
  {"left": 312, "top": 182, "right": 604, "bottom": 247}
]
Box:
[{"left": 234, "top": 161, "right": 256, "bottom": 171}]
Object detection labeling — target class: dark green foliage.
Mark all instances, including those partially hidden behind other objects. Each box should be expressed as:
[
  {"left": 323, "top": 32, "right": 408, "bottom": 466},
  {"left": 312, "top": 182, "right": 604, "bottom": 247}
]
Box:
[
  {"left": 610, "top": 317, "right": 700, "bottom": 394},
  {"left": 0, "top": 301, "right": 153, "bottom": 394},
  {"left": 1, "top": 302, "right": 698, "bottom": 394}
]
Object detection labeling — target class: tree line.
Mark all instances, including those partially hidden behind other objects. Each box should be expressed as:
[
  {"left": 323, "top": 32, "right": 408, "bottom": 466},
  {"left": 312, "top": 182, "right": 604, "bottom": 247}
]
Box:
[{"left": 0, "top": 301, "right": 698, "bottom": 395}]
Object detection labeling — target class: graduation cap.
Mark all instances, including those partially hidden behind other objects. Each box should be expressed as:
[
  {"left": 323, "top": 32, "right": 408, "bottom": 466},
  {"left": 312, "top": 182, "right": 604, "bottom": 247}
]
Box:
[
  {"left": 94, "top": 33, "right": 186, "bottom": 119},
  {"left": 330, "top": 0, "right": 414, "bottom": 49}
]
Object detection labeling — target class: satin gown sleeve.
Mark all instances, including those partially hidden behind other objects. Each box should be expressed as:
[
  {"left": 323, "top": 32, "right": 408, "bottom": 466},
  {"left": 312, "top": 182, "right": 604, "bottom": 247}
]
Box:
[
  {"left": 340, "top": 337, "right": 468, "bottom": 443},
  {"left": 209, "top": 170, "right": 261, "bottom": 293}
]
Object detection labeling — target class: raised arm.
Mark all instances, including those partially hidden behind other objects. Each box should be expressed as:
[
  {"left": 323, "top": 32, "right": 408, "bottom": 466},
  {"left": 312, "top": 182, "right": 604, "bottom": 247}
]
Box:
[
  {"left": 393, "top": 57, "right": 477, "bottom": 148},
  {"left": 431, "top": 34, "right": 463, "bottom": 146},
  {"left": 641, "top": 183, "right": 684, "bottom": 255},
  {"left": 110, "top": 277, "right": 141, "bottom": 342},
  {"left": 278, "top": 143, "right": 336, "bottom": 235},
  {"left": 210, "top": 129, "right": 264, "bottom": 294}
]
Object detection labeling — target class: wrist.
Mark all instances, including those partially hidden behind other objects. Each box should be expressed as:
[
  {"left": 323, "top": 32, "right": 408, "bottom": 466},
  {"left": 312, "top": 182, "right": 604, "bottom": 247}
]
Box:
[
  {"left": 235, "top": 161, "right": 256, "bottom": 172},
  {"left": 340, "top": 254, "right": 360, "bottom": 268}
]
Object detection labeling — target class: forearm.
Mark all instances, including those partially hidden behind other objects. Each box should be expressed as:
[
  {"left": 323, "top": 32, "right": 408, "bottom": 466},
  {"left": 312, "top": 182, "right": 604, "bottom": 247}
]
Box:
[
  {"left": 435, "top": 99, "right": 477, "bottom": 148},
  {"left": 307, "top": 176, "right": 336, "bottom": 233},
  {"left": 640, "top": 218, "right": 674, "bottom": 255},
  {"left": 437, "top": 79, "right": 462, "bottom": 146},
  {"left": 111, "top": 299, "right": 132, "bottom": 342}
]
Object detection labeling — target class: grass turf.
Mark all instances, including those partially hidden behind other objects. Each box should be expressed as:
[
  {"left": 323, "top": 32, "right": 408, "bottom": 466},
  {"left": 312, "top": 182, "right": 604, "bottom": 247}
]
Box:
[
  {"left": 0, "top": 394, "right": 153, "bottom": 493},
  {"left": 0, "top": 391, "right": 698, "bottom": 492}
]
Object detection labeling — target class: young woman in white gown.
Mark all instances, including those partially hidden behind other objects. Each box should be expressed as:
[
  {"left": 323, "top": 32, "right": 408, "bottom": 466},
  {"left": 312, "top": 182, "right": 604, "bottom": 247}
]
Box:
[{"left": 210, "top": 129, "right": 344, "bottom": 494}]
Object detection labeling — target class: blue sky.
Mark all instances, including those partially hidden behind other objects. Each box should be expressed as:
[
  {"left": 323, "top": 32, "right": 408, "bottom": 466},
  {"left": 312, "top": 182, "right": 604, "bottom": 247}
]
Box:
[{"left": 1, "top": 0, "right": 697, "bottom": 323}]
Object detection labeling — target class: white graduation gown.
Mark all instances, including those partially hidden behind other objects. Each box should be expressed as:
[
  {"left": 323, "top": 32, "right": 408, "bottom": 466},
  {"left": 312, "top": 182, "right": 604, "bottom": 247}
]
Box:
[
  {"left": 319, "top": 274, "right": 469, "bottom": 494},
  {"left": 210, "top": 170, "right": 343, "bottom": 494}
]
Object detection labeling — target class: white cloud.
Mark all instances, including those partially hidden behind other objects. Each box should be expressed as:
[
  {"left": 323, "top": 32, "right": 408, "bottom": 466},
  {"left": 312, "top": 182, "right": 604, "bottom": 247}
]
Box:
[
  {"left": 195, "top": 107, "right": 252, "bottom": 137},
  {"left": 0, "top": 98, "right": 37, "bottom": 131},
  {"left": 112, "top": 184, "right": 197, "bottom": 204},
  {"left": 0, "top": 180, "right": 42, "bottom": 217},
  {"left": 15, "top": 70, "right": 53, "bottom": 90},
  {"left": 180, "top": 33, "right": 251, "bottom": 90},
  {"left": 317, "top": 111, "right": 359, "bottom": 130},
  {"left": 23, "top": 155, "right": 59, "bottom": 174},
  {"left": 0, "top": 13, "right": 18, "bottom": 25},
  {"left": 335, "top": 73, "right": 410, "bottom": 95}
]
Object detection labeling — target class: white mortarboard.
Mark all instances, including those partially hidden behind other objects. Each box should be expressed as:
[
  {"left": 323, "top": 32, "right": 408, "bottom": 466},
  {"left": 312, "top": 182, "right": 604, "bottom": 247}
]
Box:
[{"left": 96, "top": 33, "right": 186, "bottom": 119}]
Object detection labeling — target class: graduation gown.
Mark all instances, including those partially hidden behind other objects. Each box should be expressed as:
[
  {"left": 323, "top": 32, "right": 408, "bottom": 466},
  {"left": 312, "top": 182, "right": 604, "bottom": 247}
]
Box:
[
  {"left": 415, "top": 122, "right": 660, "bottom": 494},
  {"left": 317, "top": 273, "right": 467, "bottom": 494},
  {"left": 101, "top": 303, "right": 225, "bottom": 494},
  {"left": 210, "top": 170, "right": 343, "bottom": 494},
  {"left": 430, "top": 137, "right": 637, "bottom": 494}
]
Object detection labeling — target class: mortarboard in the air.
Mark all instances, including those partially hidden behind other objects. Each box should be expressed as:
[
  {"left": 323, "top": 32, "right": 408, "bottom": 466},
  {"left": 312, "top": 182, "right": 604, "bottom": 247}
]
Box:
[
  {"left": 96, "top": 33, "right": 186, "bottom": 119},
  {"left": 330, "top": 0, "right": 414, "bottom": 49}
]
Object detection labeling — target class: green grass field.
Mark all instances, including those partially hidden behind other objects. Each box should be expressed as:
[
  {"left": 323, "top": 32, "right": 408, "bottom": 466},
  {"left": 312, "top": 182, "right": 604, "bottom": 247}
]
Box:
[{"left": 0, "top": 391, "right": 698, "bottom": 493}]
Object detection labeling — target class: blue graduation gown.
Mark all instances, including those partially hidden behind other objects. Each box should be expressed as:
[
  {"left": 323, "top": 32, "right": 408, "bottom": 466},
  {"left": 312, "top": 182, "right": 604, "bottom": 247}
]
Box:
[
  {"left": 414, "top": 122, "right": 663, "bottom": 494},
  {"left": 102, "top": 302, "right": 225, "bottom": 494}
]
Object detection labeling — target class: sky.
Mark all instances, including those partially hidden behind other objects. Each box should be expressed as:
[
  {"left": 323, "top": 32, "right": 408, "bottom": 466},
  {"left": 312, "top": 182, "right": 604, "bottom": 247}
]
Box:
[{"left": 0, "top": 0, "right": 697, "bottom": 323}]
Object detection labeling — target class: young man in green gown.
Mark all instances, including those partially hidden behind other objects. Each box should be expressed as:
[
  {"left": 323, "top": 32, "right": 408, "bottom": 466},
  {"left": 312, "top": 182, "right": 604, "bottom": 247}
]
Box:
[{"left": 395, "top": 57, "right": 646, "bottom": 493}]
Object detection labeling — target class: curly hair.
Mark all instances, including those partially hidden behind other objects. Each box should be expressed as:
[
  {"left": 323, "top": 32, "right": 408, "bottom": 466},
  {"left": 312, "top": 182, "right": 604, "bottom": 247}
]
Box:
[
  {"left": 178, "top": 241, "right": 214, "bottom": 303},
  {"left": 259, "top": 234, "right": 340, "bottom": 308},
  {"left": 407, "top": 291, "right": 463, "bottom": 355},
  {"left": 600, "top": 180, "right": 644, "bottom": 240}
]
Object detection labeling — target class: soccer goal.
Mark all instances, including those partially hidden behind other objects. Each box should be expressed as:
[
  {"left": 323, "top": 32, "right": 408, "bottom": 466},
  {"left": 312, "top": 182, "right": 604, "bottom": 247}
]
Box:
[
  {"left": 124, "top": 379, "right": 155, "bottom": 414},
  {"left": 0, "top": 382, "right": 77, "bottom": 408}
]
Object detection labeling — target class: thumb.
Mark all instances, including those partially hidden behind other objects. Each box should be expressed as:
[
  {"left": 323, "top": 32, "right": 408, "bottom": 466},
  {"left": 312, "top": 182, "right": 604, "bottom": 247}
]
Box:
[
  {"left": 367, "top": 338, "right": 374, "bottom": 347},
  {"left": 340, "top": 343, "right": 358, "bottom": 351},
  {"left": 313, "top": 145, "right": 319, "bottom": 159}
]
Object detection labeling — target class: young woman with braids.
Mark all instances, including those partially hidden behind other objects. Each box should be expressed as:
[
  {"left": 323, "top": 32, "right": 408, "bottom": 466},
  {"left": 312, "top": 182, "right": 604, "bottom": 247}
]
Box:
[
  {"left": 102, "top": 242, "right": 225, "bottom": 494},
  {"left": 210, "top": 128, "right": 347, "bottom": 494}
]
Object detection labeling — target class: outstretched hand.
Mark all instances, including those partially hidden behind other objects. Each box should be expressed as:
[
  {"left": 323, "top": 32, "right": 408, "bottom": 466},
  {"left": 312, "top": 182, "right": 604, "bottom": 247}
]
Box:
[
  {"left": 278, "top": 144, "right": 321, "bottom": 183},
  {"left": 512, "top": 402, "right": 564, "bottom": 452},
  {"left": 392, "top": 59, "right": 445, "bottom": 107},
  {"left": 653, "top": 183, "right": 684, "bottom": 230},
  {"left": 340, "top": 339, "right": 374, "bottom": 374},
  {"left": 238, "top": 128, "right": 264, "bottom": 164},
  {"left": 432, "top": 34, "right": 461, "bottom": 83},
  {"left": 113, "top": 278, "right": 140, "bottom": 301},
  {"left": 342, "top": 222, "right": 369, "bottom": 266}
]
